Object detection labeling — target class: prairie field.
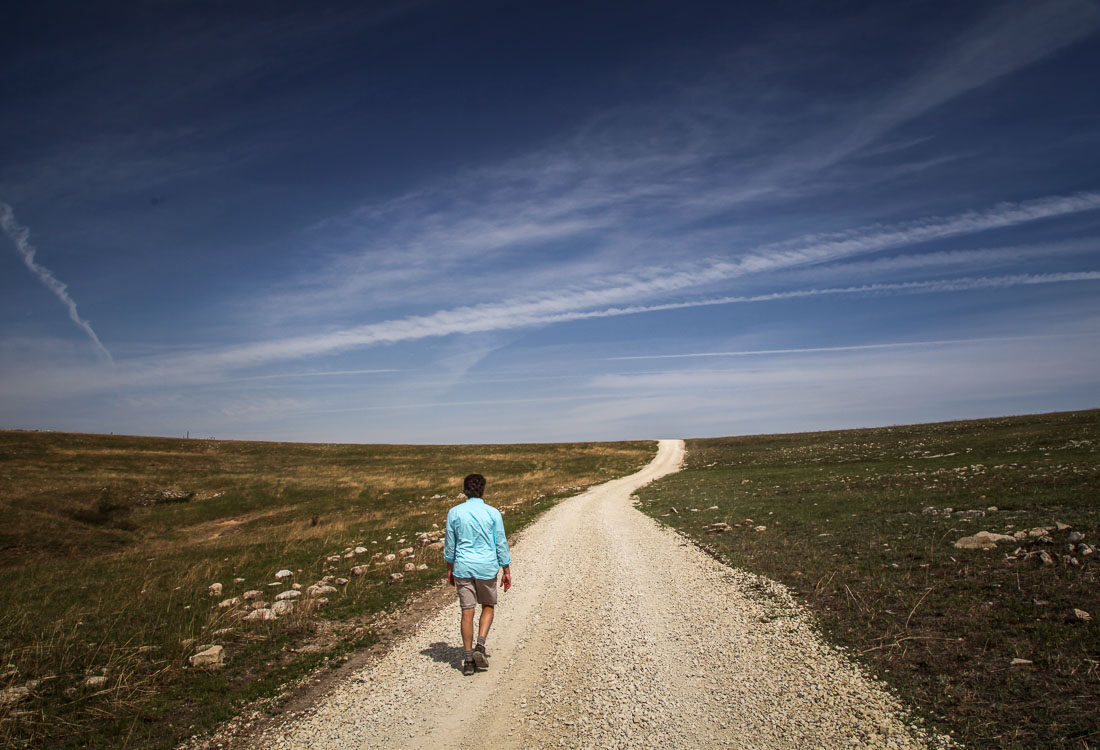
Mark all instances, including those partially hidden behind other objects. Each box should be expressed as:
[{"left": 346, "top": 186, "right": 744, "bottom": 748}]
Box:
[
  {"left": 636, "top": 409, "right": 1099, "bottom": 749},
  {"left": 0, "top": 431, "right": 654, "bottom": 749}
]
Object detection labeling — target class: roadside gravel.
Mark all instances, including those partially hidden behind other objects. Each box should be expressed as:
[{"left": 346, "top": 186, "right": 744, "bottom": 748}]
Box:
[{"left": 254, "top": 439, "right": 952, "bottom": 749}]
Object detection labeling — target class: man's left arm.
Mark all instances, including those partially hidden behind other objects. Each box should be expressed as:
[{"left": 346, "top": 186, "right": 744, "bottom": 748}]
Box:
[{"left": 494, "top": 509, "right": 512, "bottom": 591}]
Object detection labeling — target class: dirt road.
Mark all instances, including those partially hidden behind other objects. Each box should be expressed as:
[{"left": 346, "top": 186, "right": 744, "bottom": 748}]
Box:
[{"left": 258, "top": 440, "right": 946, "bottom": 749}]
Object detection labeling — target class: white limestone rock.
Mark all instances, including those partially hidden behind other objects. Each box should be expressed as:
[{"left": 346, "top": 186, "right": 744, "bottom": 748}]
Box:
[{"left": 189, "top": 645, "right": 225, "bottom": 667}]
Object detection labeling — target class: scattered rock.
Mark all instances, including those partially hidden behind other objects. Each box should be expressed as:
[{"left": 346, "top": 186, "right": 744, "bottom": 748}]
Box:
[
  {"left": 1073, "top": 608, "right": 1091, "bottom": 622},
  {"left": 416, "top": 564, "right": 429, "bottom": 570},
  {"left": 271, "top": 600, "right": 295, "bottom": 616},
  {"left": 398, "top": 547, "right": 415, "bottom": 557},
  {"left": 326, "top": 555, "right": 342, "bottom": 563},
  {"left": 189, "top": 645, "right": 225, "bottom": 667},
  {"left": 403, "top": 562, "right": 416, "bottom": 572},
  {"left": 1068, "top": 531, "right": 1085, "bottom": 543},
  {"left": 275, "top": 590, "right": 301, "bottom": 600},
  {"left": 754, "top": 525, "right": 767, "bottom": 532},
  {"left": 955, "top": 531, "right": 1017, "bottom": 550},
  {"left": 208, "top": 583, "right": 223, "bottom": 597},
  {"left": 211, "top": 628, "right": 233, "bottom": 637},
  {"left": 986, "top": 506, "right": 998, "bottom": 512},
  {"left": 241, "top": 590, "right": 261, "bottom": 600},
  {"left": 389, "top": 573, "right": 404, "bottom": 582},
  {"left": 233, "top": 577, "right": 245, "bottom": 583},
  {"left": 351, "top": 565, "right": 369, "bottom": 576},
  {"left": 1055, "top": 521, "right": 1072, "bottom": 531},
  {"left": 1029, "top": 527, "right": 1049, "bottom": 538},
  {"left": 354, "top": 546, "right": 369, "bottom": 555},
  {"left": 152, "top": 488, "right": 194, "bottom": 504},
  {"left": 335, "top": 577, "right": 349, "bottom": 585},
  {"left": 1010, "top": 658, "right": 1033, "bottom": 666},
  {"left": 921, "top": 506, "right": 937, "bottom": 515},
  {"left": 244, "top": 608, "right": 276, "bottom": 622},
  {"left": 218, "top": 597, "right": 241, "bottom": 608},
  {"left": 292, "top": 582, "right": 302, "bottom": 590},
  {"left": 383, "top": 553, "right": 396, "bottom": 562},
  {"left": 707, "top": 505, "right": 719, "bottom": 511},
  {"left": 426, "top": 541, "right": 444, "bottom": 551},
  {"left": 306, "top": 584, "right": 337, "bottom": 598},
  {"left": 1013, "top": 531, "right": 1029, "bottom": 541},
  {"left": 954, "top": 536, "right": 996, "bottom": 550},
  {"left": 1038, "top": 550, "right": 1055, "bottom": 566},
  {"left": 0, "top": 685, "right": 31, "bottom": 706},
  {"left": 275, "top": 569, "right": 293, "bottom": 579}
]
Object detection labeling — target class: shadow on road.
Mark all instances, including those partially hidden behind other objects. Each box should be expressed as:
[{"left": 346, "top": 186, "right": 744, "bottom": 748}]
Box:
[{"left": 420, "top": 641, "right": 464, "bottom": 671}]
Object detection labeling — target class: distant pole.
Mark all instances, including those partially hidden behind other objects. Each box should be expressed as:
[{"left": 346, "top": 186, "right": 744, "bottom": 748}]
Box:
[{"left": 186, "top": 430, "right": 189, "bottom": 439}]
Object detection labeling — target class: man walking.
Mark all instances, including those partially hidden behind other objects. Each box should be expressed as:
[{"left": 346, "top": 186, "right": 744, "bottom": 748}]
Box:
[{"left": 444, "top": 473, "right": 512, "bottom": 676}]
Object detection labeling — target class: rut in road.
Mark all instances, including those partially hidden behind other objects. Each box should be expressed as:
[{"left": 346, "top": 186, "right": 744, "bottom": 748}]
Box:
[{"left": 259, "top": 440, "right": 948, "bottom": 750}]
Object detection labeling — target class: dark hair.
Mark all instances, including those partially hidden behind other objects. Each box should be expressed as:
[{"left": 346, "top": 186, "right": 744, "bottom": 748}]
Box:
[{"left": 463, "top": 473, "right": 486, "bottom": 498}]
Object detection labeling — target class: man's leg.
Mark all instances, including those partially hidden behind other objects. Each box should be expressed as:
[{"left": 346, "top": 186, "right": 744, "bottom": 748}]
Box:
[
  {"left": 478, "top": 605, "right": 494, "bottom": 639},
  {"left": 461, "top": 607, "right": 475, "bottom": 651},
  {"left": 470, "top": 604, "right": 494, "bottom": 670}
]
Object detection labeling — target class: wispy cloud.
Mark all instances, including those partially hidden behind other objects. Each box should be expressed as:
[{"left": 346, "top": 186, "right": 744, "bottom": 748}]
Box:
[
  {"left": 252, "top": 1, "right": 1100, "bottom": 326},
  {"left": 773, "top": 237, "right": 1100, "bottom": 285},
  {"left": 604, "top": 333, "right": 1099, "bottom": 361},
  {"left": 60, "top": 192, "right": 1100, "bottom": 391},
  {"left": 817, "top": 0, "right": 1100, "bottom": 166},
  {"left": 0, "top": 202, "right": 113, "bottom": 362},
  {"left": 224, "top": 368, "right": 401, "bottom": 383}
]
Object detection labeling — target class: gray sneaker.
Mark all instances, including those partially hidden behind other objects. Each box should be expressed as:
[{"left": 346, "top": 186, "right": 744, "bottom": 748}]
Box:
[
  {"left": 462, "top": 659, "right": 476, "bottom": 676},
  {"left": 472, "top": 644, "right": 489, "bottom": 670}
]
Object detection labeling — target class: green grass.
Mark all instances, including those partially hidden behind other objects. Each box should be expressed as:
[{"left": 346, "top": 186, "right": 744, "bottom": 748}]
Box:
[
  {"left": 635, "top": 409, "right": 1099, "bottom": 749},
  {"left": 0, "top": 431, "right": 654, "bottom": 749}
]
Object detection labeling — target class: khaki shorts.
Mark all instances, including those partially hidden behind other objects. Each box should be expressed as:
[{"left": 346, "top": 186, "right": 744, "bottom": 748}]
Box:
[{"left": 455, "top": 577, "right": 498, "bottom": 609}]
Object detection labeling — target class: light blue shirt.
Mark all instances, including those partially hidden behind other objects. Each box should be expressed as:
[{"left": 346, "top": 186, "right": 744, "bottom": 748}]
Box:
[{"left": 443, "top": 497, "right": 511, "bottom": 580}]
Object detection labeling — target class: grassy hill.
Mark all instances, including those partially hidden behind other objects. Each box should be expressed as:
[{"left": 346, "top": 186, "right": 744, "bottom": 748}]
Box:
[
  {"left": 636, "top": 409, "right": 1099, "bottom": 749},
  {"left": 0, "top": 431, "right": 655, "bottom": 748}
]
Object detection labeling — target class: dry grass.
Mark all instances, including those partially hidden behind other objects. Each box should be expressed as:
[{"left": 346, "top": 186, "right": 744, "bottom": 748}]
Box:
[{"left": 0, "top": 431, "right": 653, "bottom": 749}]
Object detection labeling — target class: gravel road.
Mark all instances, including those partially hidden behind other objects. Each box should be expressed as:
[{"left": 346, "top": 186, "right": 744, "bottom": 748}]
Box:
[{"left": 257, "top": 440, "right": 950, "bottom": 749}]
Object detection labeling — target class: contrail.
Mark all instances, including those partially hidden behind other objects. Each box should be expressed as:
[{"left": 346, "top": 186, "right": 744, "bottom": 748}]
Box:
[{"left": 0, "top": 202, "right": 113, "bottom": 362}]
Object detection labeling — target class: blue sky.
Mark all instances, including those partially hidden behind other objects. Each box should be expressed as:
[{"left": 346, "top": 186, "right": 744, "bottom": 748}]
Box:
[{"left": 2, "top": 0, "right": 1099, "bottom": 443}]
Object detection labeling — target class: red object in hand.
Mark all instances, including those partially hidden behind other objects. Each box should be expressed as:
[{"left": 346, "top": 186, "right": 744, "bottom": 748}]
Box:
[{"left": 501, "top": 572, "right": 512, "bottom": 592}]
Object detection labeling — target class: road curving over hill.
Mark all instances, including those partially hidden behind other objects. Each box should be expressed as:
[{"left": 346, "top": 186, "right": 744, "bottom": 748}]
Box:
[{"left": 257, "top": 439, "right": 949, "bottom": 749}]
